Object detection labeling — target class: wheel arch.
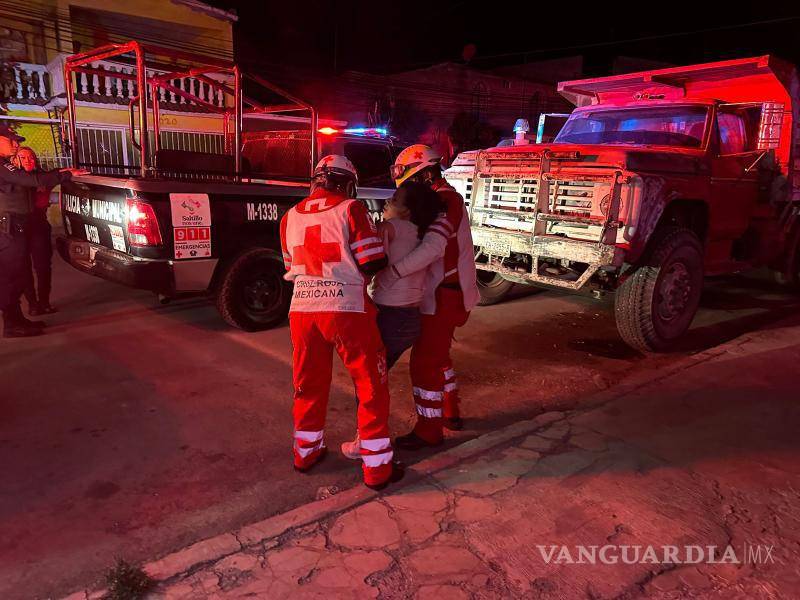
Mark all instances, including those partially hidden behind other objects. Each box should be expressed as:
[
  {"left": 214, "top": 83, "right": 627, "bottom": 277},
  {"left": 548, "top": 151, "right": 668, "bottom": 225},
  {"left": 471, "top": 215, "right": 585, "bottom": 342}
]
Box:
[
  {"left": 627, "top": 188, "right": 710, "bottom": 265},
  {"left": 658, "top": 199, "right": 709, "bottom": 245}
]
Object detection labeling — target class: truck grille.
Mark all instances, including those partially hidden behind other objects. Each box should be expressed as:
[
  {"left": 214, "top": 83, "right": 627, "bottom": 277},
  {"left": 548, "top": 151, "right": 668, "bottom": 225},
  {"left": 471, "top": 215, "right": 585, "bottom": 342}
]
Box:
[
  {"left": 473, "top": 177, "right": 606, "bottom": 240},
  {"left": 448, "top": 176, "right": 474, "bottom": 207}
]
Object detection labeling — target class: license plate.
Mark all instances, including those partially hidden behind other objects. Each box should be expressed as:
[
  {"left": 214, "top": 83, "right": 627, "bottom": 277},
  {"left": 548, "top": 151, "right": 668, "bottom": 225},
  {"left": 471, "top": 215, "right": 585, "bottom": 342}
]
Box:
[
  {"left": 482, "top": 239, "right": 511, "bottom": 258},
  {"left": 84, "top": 224, "right": 100, "bottom": 244}
]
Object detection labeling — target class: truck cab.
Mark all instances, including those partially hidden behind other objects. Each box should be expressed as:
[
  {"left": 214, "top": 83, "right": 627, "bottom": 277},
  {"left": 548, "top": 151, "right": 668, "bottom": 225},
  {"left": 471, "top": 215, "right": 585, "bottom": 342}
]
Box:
[
  {"left": 447, "top": 56, "right": 800, "bottom": 351},
  {"left": 241, "top": 125, "right": 400, "bottom": 215}
]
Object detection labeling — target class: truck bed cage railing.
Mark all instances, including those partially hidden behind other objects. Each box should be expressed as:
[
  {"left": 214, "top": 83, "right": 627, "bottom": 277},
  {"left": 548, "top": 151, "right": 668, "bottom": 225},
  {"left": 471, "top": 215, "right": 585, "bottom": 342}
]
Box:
[{"left": 63, "top": 41, "right": 318, "bottom": 180}]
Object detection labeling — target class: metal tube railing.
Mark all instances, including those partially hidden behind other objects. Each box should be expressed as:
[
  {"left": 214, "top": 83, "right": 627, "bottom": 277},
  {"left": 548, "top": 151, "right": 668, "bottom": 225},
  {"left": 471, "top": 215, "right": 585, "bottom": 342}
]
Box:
[
  {"left": 63, "top": 60, "right": 78, "bottom": 168},
  {"left": 63, "top": 41, "right": 318, "bottom": 180}
]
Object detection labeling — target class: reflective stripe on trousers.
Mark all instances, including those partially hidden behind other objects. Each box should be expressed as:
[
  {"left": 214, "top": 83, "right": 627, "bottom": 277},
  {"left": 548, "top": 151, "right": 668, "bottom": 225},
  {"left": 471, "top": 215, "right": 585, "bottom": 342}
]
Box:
[
  {"left": 294, "top": 430, "right": 324, "bottom": 459},
  {"left": 409, "top": 287, "right": 469, "bottom": 443},
  {"left": 413, "top": 386, "right": 443, "bottom": 418},
  {"left": 360, "top": 437, "right": 393, "bottom": 468}
]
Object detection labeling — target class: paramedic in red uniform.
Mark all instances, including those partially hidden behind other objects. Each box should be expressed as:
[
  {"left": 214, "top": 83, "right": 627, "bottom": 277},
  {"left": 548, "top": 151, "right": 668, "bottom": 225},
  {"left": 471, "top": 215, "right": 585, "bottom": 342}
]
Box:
[
  {"left": 384, "top": 144, "right": 479, "bottom": 449},
  {"left": 280, "top": 155, "right": 403, "bottom": 490}
]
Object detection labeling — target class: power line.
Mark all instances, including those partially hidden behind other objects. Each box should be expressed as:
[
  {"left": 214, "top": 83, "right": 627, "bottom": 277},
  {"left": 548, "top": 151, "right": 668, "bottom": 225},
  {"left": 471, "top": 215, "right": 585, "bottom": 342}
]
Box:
[
  {"left": 323, "top": 13, "right": 800, "bottom": 73},
  {"left": 469, "top": 15, "right": 800, "bottom": 64}
]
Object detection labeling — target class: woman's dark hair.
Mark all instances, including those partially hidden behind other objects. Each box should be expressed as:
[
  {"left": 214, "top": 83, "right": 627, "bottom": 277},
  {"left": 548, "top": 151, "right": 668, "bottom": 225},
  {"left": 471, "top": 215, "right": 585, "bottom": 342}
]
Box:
[{"left": 396, "top": 181, "right": 446, "bottom": 239}]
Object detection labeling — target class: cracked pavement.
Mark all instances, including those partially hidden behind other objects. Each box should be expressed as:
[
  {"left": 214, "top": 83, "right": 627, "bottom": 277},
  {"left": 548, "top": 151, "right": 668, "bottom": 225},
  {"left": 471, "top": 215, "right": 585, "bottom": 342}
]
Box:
[{"left": 147, "top": 321, "right": 800, "bottom": 599}]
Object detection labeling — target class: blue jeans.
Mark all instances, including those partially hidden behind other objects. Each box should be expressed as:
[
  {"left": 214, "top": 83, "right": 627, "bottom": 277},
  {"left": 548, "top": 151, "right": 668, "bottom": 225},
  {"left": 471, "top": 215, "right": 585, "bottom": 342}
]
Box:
[{"left": 376, "top": 304, "right": 421, "bottom": 370}]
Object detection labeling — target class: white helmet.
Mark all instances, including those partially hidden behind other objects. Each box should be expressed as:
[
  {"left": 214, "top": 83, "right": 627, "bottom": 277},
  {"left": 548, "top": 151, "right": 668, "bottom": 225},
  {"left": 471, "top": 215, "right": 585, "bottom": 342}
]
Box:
[
  {"left": 391, "top": 144, "right": 442, "bottom": 187},
  {"left": 313, "top": 154, "right": 358, "bottom": 184}
]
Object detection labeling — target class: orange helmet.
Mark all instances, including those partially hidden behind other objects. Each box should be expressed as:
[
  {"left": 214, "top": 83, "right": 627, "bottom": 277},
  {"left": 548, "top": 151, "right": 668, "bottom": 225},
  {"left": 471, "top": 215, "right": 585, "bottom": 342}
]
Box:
[{"left": 390, "top": 144, "right": 442, "bottom": 187}]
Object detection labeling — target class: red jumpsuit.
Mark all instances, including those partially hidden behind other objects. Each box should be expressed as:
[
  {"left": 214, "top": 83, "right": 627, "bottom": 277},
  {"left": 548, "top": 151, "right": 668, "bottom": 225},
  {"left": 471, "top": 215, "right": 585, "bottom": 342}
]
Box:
[
  {"left": 280, "top": 188, "right": 394, "bottom": 487},
  {"left": 389, "top": 179, "right": 479, "bottom": 444}
]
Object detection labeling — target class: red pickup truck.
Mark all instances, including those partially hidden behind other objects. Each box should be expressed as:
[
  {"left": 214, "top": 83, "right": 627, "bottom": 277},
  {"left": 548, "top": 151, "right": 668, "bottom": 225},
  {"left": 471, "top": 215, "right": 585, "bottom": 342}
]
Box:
[{"left": 447, "top": 56, "right": 800, "bottom": 351}]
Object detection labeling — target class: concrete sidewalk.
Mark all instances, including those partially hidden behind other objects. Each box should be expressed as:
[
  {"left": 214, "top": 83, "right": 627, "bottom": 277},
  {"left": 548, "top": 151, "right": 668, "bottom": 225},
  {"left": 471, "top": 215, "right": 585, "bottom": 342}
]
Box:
[{"left": 71, "top": 320, "right": 800, "bottom": 599}]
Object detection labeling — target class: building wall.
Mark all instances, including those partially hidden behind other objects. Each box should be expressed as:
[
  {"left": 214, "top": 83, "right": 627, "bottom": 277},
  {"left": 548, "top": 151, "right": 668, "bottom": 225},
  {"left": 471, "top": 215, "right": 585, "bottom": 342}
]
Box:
[
  {"left": 1, "top": 0, "right": 234, "bottom": 168},
  {"left": 306, "top": 63, "right": 571, "bottom": 164},
  {"left": 1, "top": 0, "right": 233, "bottom": 63},
  {"left": 55, "top": 0, "right": 233, "bottom": 59}
]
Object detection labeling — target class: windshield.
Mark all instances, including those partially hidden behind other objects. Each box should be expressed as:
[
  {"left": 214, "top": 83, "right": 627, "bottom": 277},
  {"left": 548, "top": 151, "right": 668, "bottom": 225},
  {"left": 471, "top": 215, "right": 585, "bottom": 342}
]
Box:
[{"left": 554, "top": 105, "right": 709, "bottom": 148}]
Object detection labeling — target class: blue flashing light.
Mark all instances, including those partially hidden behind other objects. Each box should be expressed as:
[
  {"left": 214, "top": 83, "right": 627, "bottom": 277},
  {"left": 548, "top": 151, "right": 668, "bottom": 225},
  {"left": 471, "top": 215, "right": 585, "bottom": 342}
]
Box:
[
  {"left": 343, "top": 126, "right": 389, "bottom": 137},
  {"left": 513, "top": 118, "right": 530, "bottom": 134}
]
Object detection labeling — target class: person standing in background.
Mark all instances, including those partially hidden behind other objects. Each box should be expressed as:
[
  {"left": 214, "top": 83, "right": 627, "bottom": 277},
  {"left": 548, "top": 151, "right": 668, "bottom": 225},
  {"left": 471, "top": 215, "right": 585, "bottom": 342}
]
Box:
[
  {"left": 15, "top": 147, "right": 57, "bottom": 315},
  {"left": 0, "top": 127, "right": 84, "bottom": 338}
]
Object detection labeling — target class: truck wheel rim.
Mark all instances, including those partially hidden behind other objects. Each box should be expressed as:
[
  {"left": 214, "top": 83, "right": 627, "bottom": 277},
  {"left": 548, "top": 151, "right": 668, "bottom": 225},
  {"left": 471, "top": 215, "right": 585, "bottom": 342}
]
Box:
[
  {"left": 657, "top": 262, "right": 692, "bottom": 322},
  {"left": 243, "top": 272, "right": 280, "bottom": 313}
]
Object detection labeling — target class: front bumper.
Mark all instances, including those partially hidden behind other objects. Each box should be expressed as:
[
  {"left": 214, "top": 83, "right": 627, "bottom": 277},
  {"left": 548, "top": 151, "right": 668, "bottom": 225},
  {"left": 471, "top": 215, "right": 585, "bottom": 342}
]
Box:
[
  {"left": 56, "top": 236, "right": 174, "bottom": 294},
  {"left": 471, "top": 227, "right": 625, "bottom": 290}
]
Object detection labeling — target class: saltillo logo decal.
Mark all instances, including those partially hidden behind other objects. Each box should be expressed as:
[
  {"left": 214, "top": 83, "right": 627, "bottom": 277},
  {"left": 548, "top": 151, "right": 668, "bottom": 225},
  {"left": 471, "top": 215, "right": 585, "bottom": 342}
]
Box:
[{"left": 170, "top": 193, "right": 212, "bottom": 260}]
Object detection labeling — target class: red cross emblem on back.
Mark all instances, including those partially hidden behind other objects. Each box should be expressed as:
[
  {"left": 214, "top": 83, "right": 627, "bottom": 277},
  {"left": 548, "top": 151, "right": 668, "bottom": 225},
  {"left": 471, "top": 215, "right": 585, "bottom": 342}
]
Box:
[
  {"left": 293, "top": 224, "right": 341, "bottom": 276},
  {"left": 413, "top": 151, "right": 423, "bottom": 159}
]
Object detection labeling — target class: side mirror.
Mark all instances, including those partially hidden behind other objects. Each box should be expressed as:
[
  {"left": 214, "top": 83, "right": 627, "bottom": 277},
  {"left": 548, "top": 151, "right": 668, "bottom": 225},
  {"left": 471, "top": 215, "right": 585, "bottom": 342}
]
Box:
[{"left": 757, "top": 102, "right": 784, "bottom": 151}]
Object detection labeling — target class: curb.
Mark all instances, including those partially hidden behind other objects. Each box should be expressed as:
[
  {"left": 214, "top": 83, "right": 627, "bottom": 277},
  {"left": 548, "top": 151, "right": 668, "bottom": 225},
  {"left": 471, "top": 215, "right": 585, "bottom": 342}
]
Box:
[
  {"left": 62, "top": 319, "right": 793, "bottom": 598},
  {"left": 142, "top": 410, "right": 567, "bottom": 587}
]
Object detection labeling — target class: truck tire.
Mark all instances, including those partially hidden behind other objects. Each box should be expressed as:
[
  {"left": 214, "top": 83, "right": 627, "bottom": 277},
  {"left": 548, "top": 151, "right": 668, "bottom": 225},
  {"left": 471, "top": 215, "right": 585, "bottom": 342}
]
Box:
[
  {"left": 615, "top": 227, "right": 704, "bottom": 353},
  {"left": 215, "top": 248, "right": 292, "bottom": 331},
  {"left": 477, "top": 271, "right": 515, "bottom": 305}
]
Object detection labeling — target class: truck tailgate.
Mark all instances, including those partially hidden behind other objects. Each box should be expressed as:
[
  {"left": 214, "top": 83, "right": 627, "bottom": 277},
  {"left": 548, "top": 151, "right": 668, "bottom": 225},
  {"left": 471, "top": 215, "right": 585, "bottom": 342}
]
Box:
[{"left": 61, "top": 185, "right": 130, "bottom": 254}]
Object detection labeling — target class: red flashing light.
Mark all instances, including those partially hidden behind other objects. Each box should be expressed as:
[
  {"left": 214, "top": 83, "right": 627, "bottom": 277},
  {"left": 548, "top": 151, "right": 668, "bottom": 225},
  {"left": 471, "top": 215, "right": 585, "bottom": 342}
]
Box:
[
  {"left": 318, "top": 127, "right": 339, "bottom": 135},
  {"left": 126, "top": 199, "right": 163, "bottom": 247}
]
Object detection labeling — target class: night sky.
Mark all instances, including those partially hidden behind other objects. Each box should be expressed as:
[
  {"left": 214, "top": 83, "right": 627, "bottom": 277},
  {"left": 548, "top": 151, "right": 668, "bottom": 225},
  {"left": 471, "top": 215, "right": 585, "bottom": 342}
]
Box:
[{"left": 212, "top": 1, "right": 800, "bottom": 77}]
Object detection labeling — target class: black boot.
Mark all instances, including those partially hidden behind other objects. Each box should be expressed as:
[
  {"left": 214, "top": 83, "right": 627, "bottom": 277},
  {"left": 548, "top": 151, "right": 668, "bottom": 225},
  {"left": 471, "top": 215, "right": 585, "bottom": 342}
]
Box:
[
  {"left": 11, "top": 302, "right": 45, "bottom": 328},
  {"left": 2, "top": 311, "right": 43, "bottom": 338},
  {"left": 395, "top": 431, "right": 443, "bottom": 451},
  {"left": 38, "top": 303, "right": 58, "bottom": 315},
  {"left": 10, "top": 302, "right": 45, "bottom": 329},
  {"left": 444, "top": 417, "right": 464, "bottom": 431},
  {"left": 19, "top": 316, "right": 46, "bottom": 329},
  {"left": 14, "top": 317, "right": 46, "bottom": 331},
  {"left": 364, "top": 461, "right": 406, "bottom": 491}
]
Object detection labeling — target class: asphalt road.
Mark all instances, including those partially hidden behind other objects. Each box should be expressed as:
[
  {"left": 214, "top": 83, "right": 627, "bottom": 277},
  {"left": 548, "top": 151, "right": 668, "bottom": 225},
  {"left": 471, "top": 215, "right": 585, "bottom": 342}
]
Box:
[{"left": 1, "top": 258, "right": 798, "bottom": 599}]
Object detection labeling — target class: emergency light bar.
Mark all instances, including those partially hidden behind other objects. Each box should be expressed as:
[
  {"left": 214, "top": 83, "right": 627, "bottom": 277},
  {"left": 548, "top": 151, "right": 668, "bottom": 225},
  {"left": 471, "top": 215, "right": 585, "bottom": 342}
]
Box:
[
  {"left": 317, "top": 126, "right": 389, "bottom": 137},
  {"left": 345, "top": 127, "right": 388, "bottom": 136}
]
